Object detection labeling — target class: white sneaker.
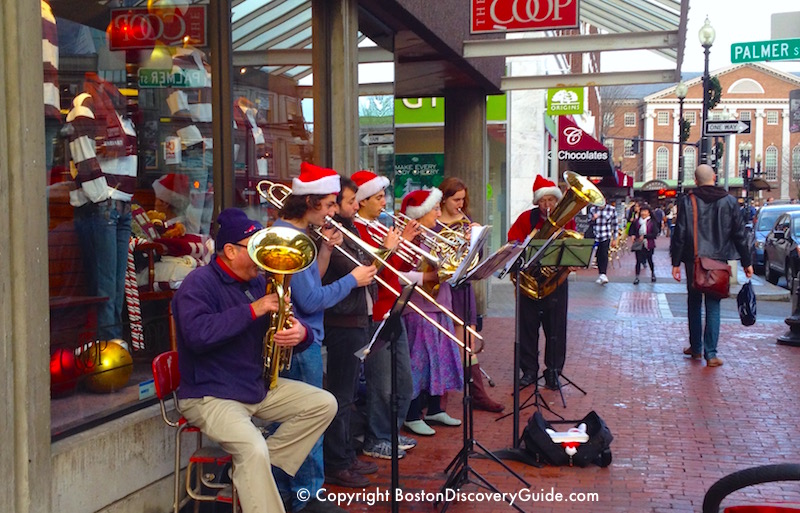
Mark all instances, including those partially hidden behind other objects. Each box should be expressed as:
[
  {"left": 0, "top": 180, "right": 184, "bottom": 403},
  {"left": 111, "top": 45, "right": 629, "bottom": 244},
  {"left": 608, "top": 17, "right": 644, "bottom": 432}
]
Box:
[
  {"left": 599, "top": 274, "right": 609, "bottom": 285},
  {"left": 595, "top": 276, "right": 603, "bottom": 284}
]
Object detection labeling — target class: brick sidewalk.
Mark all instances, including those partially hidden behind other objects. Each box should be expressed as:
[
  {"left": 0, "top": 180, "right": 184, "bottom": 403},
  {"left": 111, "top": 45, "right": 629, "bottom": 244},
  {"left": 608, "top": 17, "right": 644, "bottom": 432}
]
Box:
[{"left": 323, "top": 242, "right": 800, "bottom": 512}]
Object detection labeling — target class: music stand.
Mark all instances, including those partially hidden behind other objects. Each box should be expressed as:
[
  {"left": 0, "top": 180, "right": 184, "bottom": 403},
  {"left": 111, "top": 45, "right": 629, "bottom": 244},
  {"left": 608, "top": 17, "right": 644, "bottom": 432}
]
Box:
[
  {"left": 436, "top": 240, "right": 530, "bottom": 513},
  {"left": 493, "top": 233, "right": 593, "bottom": 466},
  {"left": 355, "top": 284, "right": 414, "bottom": 513}
]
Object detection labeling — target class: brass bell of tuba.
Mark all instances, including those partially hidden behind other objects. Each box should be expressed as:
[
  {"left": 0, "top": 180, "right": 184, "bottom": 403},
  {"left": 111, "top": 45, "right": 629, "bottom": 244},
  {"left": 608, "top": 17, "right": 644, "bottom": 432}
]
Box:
[
  {"left": 512, "top": 171, "right": 606, "bottom": 300},
  {"left": 247, "top": 226, "right": 317, "bottom": 390}
]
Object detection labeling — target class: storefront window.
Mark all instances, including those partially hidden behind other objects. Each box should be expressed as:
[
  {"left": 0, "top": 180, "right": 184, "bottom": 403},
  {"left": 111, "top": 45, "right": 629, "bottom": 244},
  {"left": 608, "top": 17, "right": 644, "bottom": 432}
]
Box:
[
  {"left": 231, "top": 1, "right": 314, "bottom": 217},
  {"left": 45, "top": 1, "right": 214, "bottom": 438}
]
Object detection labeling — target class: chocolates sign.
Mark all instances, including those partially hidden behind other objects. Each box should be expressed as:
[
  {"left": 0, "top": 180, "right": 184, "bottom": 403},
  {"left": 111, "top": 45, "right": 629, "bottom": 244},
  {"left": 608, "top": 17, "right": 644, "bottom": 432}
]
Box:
[{"left": 108, "top": 6, "right": 206, "bottom": 50}]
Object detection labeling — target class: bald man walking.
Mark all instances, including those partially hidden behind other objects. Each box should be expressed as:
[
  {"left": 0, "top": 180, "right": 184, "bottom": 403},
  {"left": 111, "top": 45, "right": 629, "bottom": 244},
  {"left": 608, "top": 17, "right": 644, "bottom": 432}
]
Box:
[{"left": 670, "top": 164, "right": 753, "bottom": 367}]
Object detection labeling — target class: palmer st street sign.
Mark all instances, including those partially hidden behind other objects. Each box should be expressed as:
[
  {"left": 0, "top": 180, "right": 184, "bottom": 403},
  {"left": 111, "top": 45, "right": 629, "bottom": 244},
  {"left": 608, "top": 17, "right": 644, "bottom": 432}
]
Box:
[{"left": 731, "top": 38, "right": 800, "bottom": 64}]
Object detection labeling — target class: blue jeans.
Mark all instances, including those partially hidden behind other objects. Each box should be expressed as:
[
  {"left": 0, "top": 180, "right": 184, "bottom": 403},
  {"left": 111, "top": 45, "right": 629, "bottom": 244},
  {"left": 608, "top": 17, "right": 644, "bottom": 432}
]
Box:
[
  {"left": 277, "top": 344, "right": 324, "bottom": 511},
  {"left": 364, "top": 320, "right": 413, "bottom": 445},
  {"left": 74, "top": 200, "right": 131, "bottom": 340},
  {"left": 687, "top": 287, "right": 721, "bottom": 359}
]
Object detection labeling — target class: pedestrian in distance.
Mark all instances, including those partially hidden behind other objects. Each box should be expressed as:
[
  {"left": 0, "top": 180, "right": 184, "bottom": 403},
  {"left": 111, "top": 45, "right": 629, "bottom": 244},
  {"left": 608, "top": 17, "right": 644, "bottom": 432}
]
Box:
[
  {"left": 588, "top": 200, "right": 618, "bottom": 285},
  {"left": 629, "top": 204, "right": 659, "bottom": 284},
  {"left": 670, "top": 164, "right": 753, "bottom": 368}
]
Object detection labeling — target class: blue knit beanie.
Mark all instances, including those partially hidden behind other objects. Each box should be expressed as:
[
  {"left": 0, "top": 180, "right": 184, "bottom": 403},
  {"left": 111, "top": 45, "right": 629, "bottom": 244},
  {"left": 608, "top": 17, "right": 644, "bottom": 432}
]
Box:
[{"left": 215, "top": 208, "right": 263, "bottom": 248}]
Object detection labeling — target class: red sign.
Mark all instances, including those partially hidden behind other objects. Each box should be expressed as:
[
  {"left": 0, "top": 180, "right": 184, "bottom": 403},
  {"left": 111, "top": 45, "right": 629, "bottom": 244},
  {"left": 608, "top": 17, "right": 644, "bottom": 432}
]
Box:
[
  {"left": 109, "top": 6, "right": 206, "bottom": 50},
  {"left": 471, "top": 0, "right": 579, "bottom": 34}
]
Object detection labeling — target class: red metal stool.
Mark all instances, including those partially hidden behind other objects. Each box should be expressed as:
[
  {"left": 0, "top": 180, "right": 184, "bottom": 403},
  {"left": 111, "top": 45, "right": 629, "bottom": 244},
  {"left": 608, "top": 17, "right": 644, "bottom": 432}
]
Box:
[{"left": 152, "top": 351, "right": 238, "bottom": 513}]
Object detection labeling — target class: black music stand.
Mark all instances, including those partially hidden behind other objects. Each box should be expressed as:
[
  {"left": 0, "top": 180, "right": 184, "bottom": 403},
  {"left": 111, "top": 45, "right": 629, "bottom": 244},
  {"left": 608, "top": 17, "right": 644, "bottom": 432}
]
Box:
[
  {"left": 436, "top": 240, "right": 530, "bottom": 513},
  {"left": 519, "top": 237, "right": 592, "bottom": 408},
  {"left": 355, "top": 284, "right": 414, "bottom": 513},
  {"left": 493, "top": 233, "right": 593, "bottom": 463}
]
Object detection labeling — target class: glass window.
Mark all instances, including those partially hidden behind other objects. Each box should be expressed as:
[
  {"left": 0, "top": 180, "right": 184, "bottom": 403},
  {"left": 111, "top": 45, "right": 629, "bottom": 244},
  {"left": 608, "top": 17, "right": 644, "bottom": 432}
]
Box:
[
  {"left": 624, "top": 112, "right": 636, "bottom": 127},
  {"left": 45, "top": 1, "right": 217, "bottom": 438},
  {"left": 792, "top": 145, "right": 800, "bottom": 180},
  {"left": 739, "top": 111, "right": 751, "bottom": 121},
  {"left": 656, "top": 147, "right": 669, "bottom": 180},
  {"left": 603, "top": 112, "right": 614, "bottom": 127},
  {"left": 683, "top": 147, "right": 696, "bottom": 175},
  {"left": 793, "top": 217, "right": 800, "bottom": 239},
  {"left": 684, "top": 111, "right": 696, "bottom": 125},
  {"left": 767, "top": 110, "right": 779, "bottom": 125},
  {"left": 657, "top": 111, "right": 669, "bottom": 125},
  {"left": 765, "top": 146, "right": 779, "bottom": 181},
  {"left": 605, "top": 140, "right": 614, "bottom": 155}
]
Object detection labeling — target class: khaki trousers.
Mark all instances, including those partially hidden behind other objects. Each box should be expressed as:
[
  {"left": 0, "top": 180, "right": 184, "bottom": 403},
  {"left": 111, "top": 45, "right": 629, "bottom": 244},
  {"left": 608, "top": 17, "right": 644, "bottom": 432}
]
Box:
[{"left": 180, "top": 378, "right": 337, "bottom": 513}]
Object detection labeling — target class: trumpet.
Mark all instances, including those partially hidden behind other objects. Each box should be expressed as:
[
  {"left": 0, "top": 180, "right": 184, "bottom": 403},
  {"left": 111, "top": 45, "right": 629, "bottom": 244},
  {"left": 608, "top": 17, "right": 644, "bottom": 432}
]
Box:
[
  {"left": 247, "top": 226, "right": 317, "bottom": 389},
  {"left": 255, "top": 179, "right": 483, "bottom": 349}
]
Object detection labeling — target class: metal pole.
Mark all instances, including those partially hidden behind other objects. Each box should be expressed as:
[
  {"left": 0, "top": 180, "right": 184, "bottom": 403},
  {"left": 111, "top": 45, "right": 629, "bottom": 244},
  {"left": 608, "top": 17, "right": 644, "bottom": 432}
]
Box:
[
  {"left": 677, "top": 97, "right": 685, "bottom": 196},
  {"left": 724, "top": 134, "right": 730, "bottom": 191},
  {"left": 701, "top": 44, "right": 711, "bottom": 165}
]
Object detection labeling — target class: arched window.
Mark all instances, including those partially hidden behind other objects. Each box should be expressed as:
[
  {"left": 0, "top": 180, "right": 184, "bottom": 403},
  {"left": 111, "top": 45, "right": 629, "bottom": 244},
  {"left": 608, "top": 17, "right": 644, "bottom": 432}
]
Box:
[
  {"left": 765, "top": 146, "right": 779, "bottom": 181},
  {"left": 793, "top": 145, "right": 800, "bottom": 180},
  {"left": 656, "top": 147, "right": 669, "bottom": 180},
  {"left": 727, "top": 78, "right": 765, "bottom": 94},
  {"left": 683, "top": 147, "right": 696, "bottom": 177}
]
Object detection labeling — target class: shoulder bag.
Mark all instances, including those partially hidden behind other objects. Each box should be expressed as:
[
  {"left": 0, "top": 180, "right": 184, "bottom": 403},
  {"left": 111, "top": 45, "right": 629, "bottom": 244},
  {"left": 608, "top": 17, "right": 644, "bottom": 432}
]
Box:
[{"left": 690, "top": 194, "right": 731, "bottom": 299}]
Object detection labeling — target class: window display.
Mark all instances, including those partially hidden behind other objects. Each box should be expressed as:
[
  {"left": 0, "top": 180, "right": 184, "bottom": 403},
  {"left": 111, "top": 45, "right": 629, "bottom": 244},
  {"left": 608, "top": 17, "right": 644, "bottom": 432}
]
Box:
[{"left": 45, "top": 0, "right": 314, "bottom": 438}]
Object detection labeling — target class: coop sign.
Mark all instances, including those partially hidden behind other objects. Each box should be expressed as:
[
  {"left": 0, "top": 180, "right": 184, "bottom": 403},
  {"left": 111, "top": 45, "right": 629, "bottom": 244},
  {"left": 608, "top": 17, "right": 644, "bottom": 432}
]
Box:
[{"left": 547, "top": 87, "right": 584, "bottom": 115}]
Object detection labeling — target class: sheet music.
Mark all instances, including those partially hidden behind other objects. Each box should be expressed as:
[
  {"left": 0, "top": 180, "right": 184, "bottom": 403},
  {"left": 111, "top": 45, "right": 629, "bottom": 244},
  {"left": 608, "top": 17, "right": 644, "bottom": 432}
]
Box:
[
  {"left": 354, "top": 318, "right": 386, "bottom": 361},
  {"left": 448, "top": 225, "right": 492, "bottom": 286}
]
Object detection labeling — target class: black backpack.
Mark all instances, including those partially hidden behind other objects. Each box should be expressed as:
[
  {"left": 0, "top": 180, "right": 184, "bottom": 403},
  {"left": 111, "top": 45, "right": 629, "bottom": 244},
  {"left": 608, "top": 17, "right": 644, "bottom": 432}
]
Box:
[{"left": 521, "top": 411, "right": 613, "bottom": 467}]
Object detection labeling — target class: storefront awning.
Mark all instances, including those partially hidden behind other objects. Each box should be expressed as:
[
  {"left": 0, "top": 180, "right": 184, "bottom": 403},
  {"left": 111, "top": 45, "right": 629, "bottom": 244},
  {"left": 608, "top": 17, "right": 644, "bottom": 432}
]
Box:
[{"left": 558, "top": 116, "right": 615, "bottom": 178}]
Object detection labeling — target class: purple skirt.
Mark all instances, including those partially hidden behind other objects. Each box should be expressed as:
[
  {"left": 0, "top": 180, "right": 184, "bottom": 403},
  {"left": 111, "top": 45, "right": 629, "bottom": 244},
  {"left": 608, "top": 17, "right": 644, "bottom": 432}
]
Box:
[{"left": 403, "top": 312, "right": 464, "bottom": 397}]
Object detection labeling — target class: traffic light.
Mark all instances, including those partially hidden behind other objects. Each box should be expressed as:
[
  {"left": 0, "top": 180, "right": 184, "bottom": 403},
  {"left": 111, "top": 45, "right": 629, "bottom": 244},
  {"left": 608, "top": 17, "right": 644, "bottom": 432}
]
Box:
[{"left": 631, "top": 138, "right": 640, "bottom": 154}]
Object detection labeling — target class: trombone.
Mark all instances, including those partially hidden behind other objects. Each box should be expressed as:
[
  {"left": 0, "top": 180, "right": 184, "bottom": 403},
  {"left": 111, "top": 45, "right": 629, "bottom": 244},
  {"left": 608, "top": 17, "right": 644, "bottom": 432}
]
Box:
[
  {"left": 353, "top": 213, "right": 439, "bottom": 267},
  {"left": 255, "top": 179, "right": 483, "bottom": 350}
]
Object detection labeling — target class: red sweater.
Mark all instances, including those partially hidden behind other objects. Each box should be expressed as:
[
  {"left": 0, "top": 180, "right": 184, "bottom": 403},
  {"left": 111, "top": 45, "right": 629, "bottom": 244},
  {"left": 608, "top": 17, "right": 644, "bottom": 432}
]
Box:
[
  {"left": 507, "top": 208, "right": 576, "bottom": 243},
  {"left": 354, "top": 221, "right": 414, "bottom": 321}
]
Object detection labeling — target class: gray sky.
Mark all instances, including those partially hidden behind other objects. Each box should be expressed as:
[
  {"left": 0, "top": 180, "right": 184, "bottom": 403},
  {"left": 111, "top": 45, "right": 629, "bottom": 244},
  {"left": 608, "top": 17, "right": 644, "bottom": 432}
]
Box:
[{"left": 601, "top": 0, "right": 800, "bottom": 74}]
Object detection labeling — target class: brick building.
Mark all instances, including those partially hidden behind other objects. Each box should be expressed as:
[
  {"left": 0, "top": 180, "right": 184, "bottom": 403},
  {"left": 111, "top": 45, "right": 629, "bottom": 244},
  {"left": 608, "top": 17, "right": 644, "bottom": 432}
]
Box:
[{"left": 602, "top": 63, "right": 800, "bottom": 201}]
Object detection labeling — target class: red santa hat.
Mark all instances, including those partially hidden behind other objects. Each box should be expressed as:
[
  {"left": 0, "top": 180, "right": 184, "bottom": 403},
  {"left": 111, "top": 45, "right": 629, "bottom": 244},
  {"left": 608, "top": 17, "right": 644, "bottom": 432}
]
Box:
[
  {"left": 400, "top": 188, "right": 443, "bottom": 220},
  {"left": 351, "top": 170, "right": 390, "bottom": 202},
  {"left": 292, "top": 162, "right": 341, "bottom": 196},
  {"left": 532, "top": 175, "right": 563, "bottom": 204},
  {"left": 152, "top": 173, "right": 190, "bottom": 211}
]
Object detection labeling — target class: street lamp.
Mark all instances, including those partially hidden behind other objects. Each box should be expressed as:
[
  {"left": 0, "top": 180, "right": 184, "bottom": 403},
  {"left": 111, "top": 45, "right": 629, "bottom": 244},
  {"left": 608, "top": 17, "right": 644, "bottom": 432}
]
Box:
[
  {"left": 675, "top": 81, "right": 689, "bottom": 195},
  {"left": 699, "top": 16, "right": 716, "bottom": 166},
  {"left": 756, "top": 153, "right": 763, "bottom": 204}
]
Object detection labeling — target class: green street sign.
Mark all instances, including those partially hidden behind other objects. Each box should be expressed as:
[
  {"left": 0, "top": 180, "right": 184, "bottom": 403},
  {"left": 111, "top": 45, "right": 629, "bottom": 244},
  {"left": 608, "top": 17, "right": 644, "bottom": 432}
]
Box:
[
  {"left": 138, "top": 68, "right": 208, "bottom": 88},
  {"left": 731, "top": 38, "right": 800, "bottom": 64}
]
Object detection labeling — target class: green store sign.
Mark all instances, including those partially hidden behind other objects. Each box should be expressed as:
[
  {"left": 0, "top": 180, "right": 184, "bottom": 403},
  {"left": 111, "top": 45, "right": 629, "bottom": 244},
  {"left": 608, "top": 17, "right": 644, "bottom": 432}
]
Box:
[
  {"left": 546, "top": 87, "right": 584, "bottom": 115},
  {"left": 393, "top": 154, "right": 444, "bottom": 199},
  {"left": 394, "top": 95, "right": 507, "bottom": 125}
]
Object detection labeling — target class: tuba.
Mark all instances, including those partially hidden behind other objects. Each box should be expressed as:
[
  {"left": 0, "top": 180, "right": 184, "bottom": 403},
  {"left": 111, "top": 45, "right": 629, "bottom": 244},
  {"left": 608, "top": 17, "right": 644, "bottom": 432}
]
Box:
[
  {"left": 512, "top": 171, "right": 605, "bottom": 300},
  {"left": 247, "top": 226, "right": 317, "bottom": 390}
]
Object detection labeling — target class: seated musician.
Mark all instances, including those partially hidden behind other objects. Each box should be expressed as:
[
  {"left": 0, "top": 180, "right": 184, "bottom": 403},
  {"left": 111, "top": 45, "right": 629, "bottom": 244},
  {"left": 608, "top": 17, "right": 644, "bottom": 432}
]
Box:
[
  {"left": 172, "top": 208, "right": 336, "bottom": 513},
  {"left": 507, "top": 175, "right": 574, "bottom": 391},
  {"left": 351, "top": 170, "right": 420, "bottom": 459},
  {"left": 271, "top": 163, "right": 376, "bottom": 513},
  {"left": 398, "top": 188, "right": 463, "bottom": 437}
]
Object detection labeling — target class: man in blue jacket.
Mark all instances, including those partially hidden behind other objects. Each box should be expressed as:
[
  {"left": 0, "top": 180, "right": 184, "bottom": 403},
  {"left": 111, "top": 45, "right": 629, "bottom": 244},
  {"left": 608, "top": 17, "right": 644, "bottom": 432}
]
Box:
[
  {"left": 173, "top": 208, "right": 337, "bottom": 513},
  {"left": 273, "top": 162, "right": 376, "bottom": 513}
]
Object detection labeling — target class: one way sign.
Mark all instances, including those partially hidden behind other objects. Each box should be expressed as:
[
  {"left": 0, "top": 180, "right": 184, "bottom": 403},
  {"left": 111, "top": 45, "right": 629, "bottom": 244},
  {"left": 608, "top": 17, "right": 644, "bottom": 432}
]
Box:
[{"left": 703, "top": 119, "right": 751, "bottom": 136}]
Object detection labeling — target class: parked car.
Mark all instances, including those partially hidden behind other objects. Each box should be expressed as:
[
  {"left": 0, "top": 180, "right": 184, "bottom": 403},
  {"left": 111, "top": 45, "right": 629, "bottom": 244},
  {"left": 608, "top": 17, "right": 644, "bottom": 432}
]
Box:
[
  {"left": 749, "top": 203, "right": 800, "bottom": 273},
  {"left": 763, "top": 210, "right": 800, "bottom": 286}
]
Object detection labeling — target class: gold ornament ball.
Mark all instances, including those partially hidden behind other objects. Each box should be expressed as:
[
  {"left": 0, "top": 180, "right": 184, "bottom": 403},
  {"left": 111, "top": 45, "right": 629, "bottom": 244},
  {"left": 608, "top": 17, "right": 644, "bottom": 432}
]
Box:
[{"left": 85, "top": 340, "right": 133, "bottom": 393}]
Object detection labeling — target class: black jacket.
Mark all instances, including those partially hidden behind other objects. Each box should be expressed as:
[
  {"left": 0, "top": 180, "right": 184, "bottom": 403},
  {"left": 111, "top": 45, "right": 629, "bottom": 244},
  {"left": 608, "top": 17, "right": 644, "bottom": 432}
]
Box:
[
  {"left": 669, "top": 186, "right": 752, "bottom": 267},
  {"left": 322, "top": 215, "right": 377, "bottom": 328}
]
